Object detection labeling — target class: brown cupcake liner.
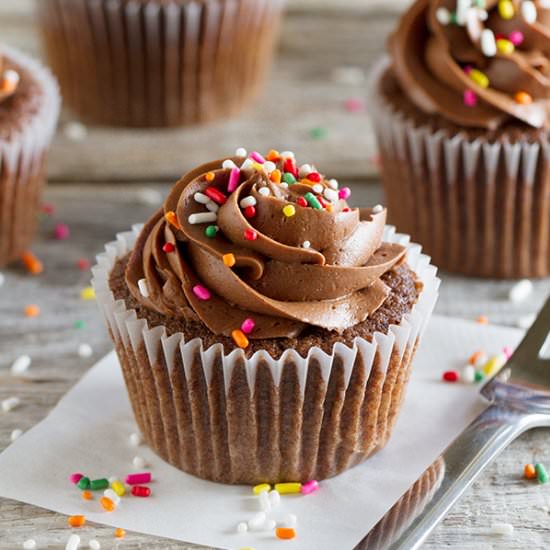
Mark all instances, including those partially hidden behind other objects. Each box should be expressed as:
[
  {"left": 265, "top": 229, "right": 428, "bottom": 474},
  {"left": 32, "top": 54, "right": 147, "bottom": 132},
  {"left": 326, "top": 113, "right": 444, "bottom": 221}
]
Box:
[
  {"left": 369, "top": 58, "right": 550, "bottom": 279},
  {"left": 92, "top": 225, "right": 439, "bottom": 485},
  {"left": 0, "top": 45, "right": 60, "bottom": 267},
  {"left": 37, "top": 0, "right": 285, "bottom": 127}
]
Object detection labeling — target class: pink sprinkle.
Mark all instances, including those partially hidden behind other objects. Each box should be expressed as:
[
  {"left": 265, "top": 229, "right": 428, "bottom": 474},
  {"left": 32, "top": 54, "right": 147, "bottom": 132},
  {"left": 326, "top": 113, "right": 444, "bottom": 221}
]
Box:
[
  {"left": 125, "top": 472, "right": 152, "bottom": 485},
  {"left": 344, "top": 97, "right": 365, "bottom": 113},
  {"left": 509, "top": 31, "right": 524, "bottom": 46},
  {"left": 503, "top": 346, "right": 514, "bottom": 360},
  {"left": 241, "top": 318, "right": 255, "bottom": 334},
  {"left": 69, "top": 473, "right": 84, "bottom": 484},
  {"left": 227, "top": 167, "right": 241, "bottom": 193},
  {"left": 338, "top": 187, "right": 351, "bottom": 200},
  {"left": 250, "top": 151, "right": 265, "bottom": 164},
  {"left": 301, "top": 480, "right": 319, "bottom": 495},
  {"left": 464, "top": 89, "right": 477, "bottom": 107},
  {"left": 463, "top": 65, "right": 473, "bottom": 75},
  {"left": 192, "top": 285, "right": 211, "bottom": 301},
  {"left": 54, "top": 223, "right": 70, "bottom": 240}
]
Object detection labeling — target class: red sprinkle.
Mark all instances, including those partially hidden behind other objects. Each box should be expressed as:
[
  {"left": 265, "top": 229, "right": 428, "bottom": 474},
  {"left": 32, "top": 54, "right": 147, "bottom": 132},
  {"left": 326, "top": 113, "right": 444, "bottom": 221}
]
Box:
[
  {"left": 162, "top": 242, "right": 175, "bottom": 253},
  {"left": 342, "top": 207, "right": 351, "bottom": 213},
  {"left": 317, "top": 195, "right": 328, "bottom": 208},
  {"left": 244, "top": 229, "right": 258, "bottom": 241},
  {"left": 283, "top": 158, "right": 298, "bottom": 177},
  {"left": 244, "top": 206, "right": 256, "bottom": 219},
  {"left": 307, "top": 172, "right": 322, "bottom": 183},
  {"left": 77, "top": 258, "right": 90, "bottom": 271},
  {"left": 131, "top": 486, "right": 151, "bottom": 497},
  {"left": 443, "top": 371, "right": 459, "bottom": 383},
  {"left": 296, "top": 197, "right": 308, "bottom": 208},
  {"left": 205, "top": 187, "right": 227, "bottom": 205},
  {"left": 41, "top": 203, "right": 55, "bottom": 215}
]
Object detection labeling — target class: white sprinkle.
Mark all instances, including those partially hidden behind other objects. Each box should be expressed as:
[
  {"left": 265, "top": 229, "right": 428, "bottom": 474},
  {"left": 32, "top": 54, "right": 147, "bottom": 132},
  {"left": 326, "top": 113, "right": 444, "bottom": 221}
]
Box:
[
  {"left": 263, "top": 161, "right": 276, "bottom": 174},
  {"left": 490, "top": 522, "right": 514, "bottom": 536},
  {"left": 509, "top": 279, "right": 533, "bottom": 303},
  {"left": 188, "top": 212, "right": 217, "bottom": 225},
  {"left": 137, "top": 188, "right": 163, "bottom": 206},
  {"left": 517, "top": 313, "right": 536, "bottom": 329},
  {"left": 280, "top": 513, "right": 297, "bottom": 528},
  {"left": 240, "top": 196, "right": 257, "bottom": 209},
  {"left": 328, "top": 178, "right": 339, "bottom": 190},
  {"left": 240, "top": 158, "right": 254, "bottom": 170},
  {"left": 22, "top": 540, "right": 36, "bottom": 550},
  {"left": 323, "top": 188, "right": 339, "bottom": 202},
  {"left": 104, "top": 488, "right": 121, "bottom": 505},
  {"left": 78, "top": 344, "right": 93, "bottom": 358},
  {"left": 312, "top": 184, "right": 323, "bottom": 194},
  {"left": 331, "top": 66, "right": 366, "bottom": 86},
  {"left": 522, "top": 1, "right": 537, "bottom": 24},
  {"left": 280, "top": 151, "right": 295, "bottom": 159},
  {"left": 435, "top": 7, "right": 451, "bottom": 25},
  {"left": 461, "top": 365, "right": 476, "bottom": 384},
  {"left": 259, "top": 490, "right": 271, "bottom": 512},
  {"left": 194, "top": 192, "right": 210, "bottom": 205},
  {"left": 63, "top": 121, "right": 88, "bottom": 141},
  {"left": 280, "top": 182, "right": 289, "bottom": 189},
  {"left": 473, "top": 351, "right": 488, "bottom": 369},
  {"left": 264, "top": 519, "right": 277, "bottom": 531},
  {"left": 372, "top": 204, "right": 384, "bottom": 214},
  {"left": 2, "top": 396, "right": 20, "bottom": 412},
  {"left": 4, "top": 69, "right": 20, "bottom": 86},
  {"left": 11, "top": 428, "right": 23, "bottom": 442},
  {"left": 11, "top": 355, "right": 31, "bottom": 375},
  {"left": 481, "top": 29, "right": 496, "bottom": 57},
  {"left": 132, "top": 456, "right": 146, "bottom": 470},
  {"left": 248, "top": 512, "right": 267, "bottom": 531},
  {"left": 88, "top": 540, "right": 101, "bottom": 550},
  {"left": 108, "top": 476, "right": 117, "bottom": 483},
  {"left": 222, "top": 159, "right": 238, "bottom": 170},
  {"left": 235, "top": 147, "right": 247, "bottom": 157},
  {"left": 478, "top": 8, "right": 488, "bottom": 21},
  {"left": 129, "top": 432, "right": 142, "bottom": 447},
  {"left": 299, "top": 164, "right": 313, "bottom": 178},
  {"left": 302, "top": 241, "right": 311, "bottom": 249},
  {"left": 237, "top": 522, "right": 248, "bottom": 534},
  {"left": 0, "top": 272, "right": 4, "bottom": 287},
  {"left": 456, "top": 0, "right": 470, "bottom": 25},
  {"left": 205, "top": 200, "right": 219, "bottom": 213},
  {"left": 138, "top": 278, "right": 150, "bottom": 298},
  {"left": 258, "top": 187, "right": 270, "bottom": 197},
  {"left": 65, "top": 534, "right": 80, "bottom": 550},
  {"left": 269, "top": 489, "right": 281, "bottom": 508}
]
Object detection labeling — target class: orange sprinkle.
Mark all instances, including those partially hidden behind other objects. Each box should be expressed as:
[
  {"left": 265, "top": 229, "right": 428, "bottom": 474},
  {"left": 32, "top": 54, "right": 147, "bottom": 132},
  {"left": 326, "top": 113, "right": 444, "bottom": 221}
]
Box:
[
  {"left": 21, "top": 251, "right": 43, "bottom": 275},
  {"left": 205, "top": 172, "right": 215, "bottom": 182},
  {"left": 232, "top": 329, "right": 249, "bottom": 349},
  {"left": 223, "top": 253, "right": 236, "bottom": 267},
  {"left": 476, "top": 315, "right": 489, "bottom": 325},
  {"left": 81, "top": 490, "right": 93, "bottom": 501},
  {"left": 468, "top": 351, "right": 485, "bottom": 366},
  {"left": 270, "top": 169, "right": 282, "bottom": 184},
  {"left": 515, "top": 91, "right": 533, "bottom": 105},
  {"left": 276, "top": 527, "right": 296, "bottom": 540},
  {"left": 100, "top": 496, "right": 115, "bottom": 512},
  {"left": 68, "top": 515, "right": 86, "bottom": 528},
  {"left": 165, "top": 211, "right": 182, "bottom": 231},
  {"left": 24, "top": 304, "right": 40, "bottom": 317},
  {"left": 326, "top": 203, "right": 334, "bottom": 213},
  {"left": 114, "top": 528, "right": 126, "bottom": 539},
  {"left": 266, "top": 149, "right": 280, "bottom": 161},
  {"left": 524, "top": 464, "right": 537, "bottom": 479}
]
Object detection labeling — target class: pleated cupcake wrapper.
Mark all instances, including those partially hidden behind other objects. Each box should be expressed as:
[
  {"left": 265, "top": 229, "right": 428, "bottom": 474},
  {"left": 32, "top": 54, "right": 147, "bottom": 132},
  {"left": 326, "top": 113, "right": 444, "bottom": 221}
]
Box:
[
  {"left": 369, "top": 57, "right": 550, "bottom": 279},
  {"left": 38, "top": 0, "right": 284, "bottom": 127},
  {"left": 92, "top": 225, "right": 439, "bottom": 484},
  {"left": 0, "top": 45, "right": 60, "bottom": 266}
]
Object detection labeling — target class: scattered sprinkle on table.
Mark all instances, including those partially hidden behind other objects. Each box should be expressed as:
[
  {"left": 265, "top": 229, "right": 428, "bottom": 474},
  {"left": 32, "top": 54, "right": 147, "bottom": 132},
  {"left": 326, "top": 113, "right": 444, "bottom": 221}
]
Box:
[
  {"left": 22, "top": 251, "right": 43, "bottom": 275},
  {"left": 344, "top": 97, "right": 365, "bottom": 113},
  {"left": 80, "top": 287, "right": 95, "bottom": 301},
  {"left": 2, "top": 396, "right": 21, "bottom": 412},
  {"left": 24, "top": 304, "right": 40, "bottom": 318},
  {"left": 509, "top": 279, "right": 533, "bottom": 303},
  {"left": 11, "top": 354, "right": 31, "bottom": 375},
  {"left": 129, "top": 432, "right": 142, "bottom": 447},
  {"left": 88, "top": 540, "right": 101, "bottom": 550},
  {"left": 535, "top": 463, "right": 548, "bottom": 484},
  {"left": 77, "top": 258, "right": 90, "bottom": 271},
  {"left": 74, "top": 320, "right": 86, "bottom": 330},
  {"left": 63, "top": 121, "right": 88, "bottom": 141},
  {"left": 114, "top": 528, "right": 126, "bottom": 539},
  {"left": 78, "top": 344, "right": 93, "bottom": 358},
  {"left": 132, "top": 456, "right": 147, "bottom": 469},
  {"left": 524, "top": 464, "right": 537, "bottom": 480},
  {"left": 22, "top": 539, "right": 37, "bottom": 550},
  {"left": 68, "top": 515, "right": 86, "bottom": 528},
  {"left": 476, "top": 315, "right": 489, "bottom": 324},
  {"left": 65, "top": 534, "right": 80, "bottom": 550},
  {"left": 54, "top": 223, "right": 70, "bottom": 240},
  {"left": 310, "top": 127, "right": 327, "bottom": 140},
  {"left": 10, "top": 428, "right": 23, "bottom": 442},
  {"left": 0, "top": 272, "right": 4, "bottom": 287},
  {"left": 490, "top": 522, "right": 514, "bottom": 536}
]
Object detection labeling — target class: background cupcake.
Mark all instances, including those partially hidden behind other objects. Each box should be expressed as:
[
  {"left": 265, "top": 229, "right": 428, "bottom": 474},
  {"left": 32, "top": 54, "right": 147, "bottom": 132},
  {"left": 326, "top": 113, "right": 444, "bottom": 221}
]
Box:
[
  {"left": 370, "top": 0, "right": 550, "bottom": 279},
  {"left": 36, "top": 0, "right": 285, "bottom": 127},
  {"left": 0, "top": 44, "right": 60, "bottom": 267},
  {"left": 93, "top": 149, "right": 439, "bottom": 485}
]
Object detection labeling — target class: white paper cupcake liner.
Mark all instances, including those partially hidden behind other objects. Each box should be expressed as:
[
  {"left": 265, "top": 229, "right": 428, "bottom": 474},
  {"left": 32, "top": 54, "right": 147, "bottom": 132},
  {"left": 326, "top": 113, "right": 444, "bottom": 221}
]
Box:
[
  {"left": 92, "top": 225, "right": 439, "bottom": 484},
  {"left": 369, "top": 57, "right": 550, "bottom": 279}
]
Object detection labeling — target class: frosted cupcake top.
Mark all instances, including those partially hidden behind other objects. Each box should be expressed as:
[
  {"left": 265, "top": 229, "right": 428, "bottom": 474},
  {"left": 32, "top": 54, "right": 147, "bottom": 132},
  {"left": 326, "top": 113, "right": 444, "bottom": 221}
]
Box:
[
  {"left": 390, "top": 0, "right": 550, "bottom": 130},
  {"left": 125, "top": 150, "right": 408, "bottom": 348}
]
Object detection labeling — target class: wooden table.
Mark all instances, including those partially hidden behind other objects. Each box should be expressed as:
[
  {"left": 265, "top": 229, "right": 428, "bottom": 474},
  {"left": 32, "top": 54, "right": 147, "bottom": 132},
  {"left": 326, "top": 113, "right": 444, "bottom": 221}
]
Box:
[{"left": 1, "top": 2, "right": 550, "bottom": 549}]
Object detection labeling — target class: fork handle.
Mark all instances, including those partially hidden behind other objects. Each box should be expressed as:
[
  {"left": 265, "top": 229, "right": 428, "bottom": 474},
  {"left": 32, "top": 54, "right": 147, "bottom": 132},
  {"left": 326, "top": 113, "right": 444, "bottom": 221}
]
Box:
[{"left": 387, "top": 405, "right": 550, "bottom": 550}]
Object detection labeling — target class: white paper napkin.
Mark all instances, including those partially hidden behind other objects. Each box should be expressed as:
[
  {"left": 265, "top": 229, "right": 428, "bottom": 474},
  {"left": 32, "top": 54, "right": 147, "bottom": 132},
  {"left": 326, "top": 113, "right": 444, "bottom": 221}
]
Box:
[{"left": 0, "top": 316, "right": 523, "bottom": 550}]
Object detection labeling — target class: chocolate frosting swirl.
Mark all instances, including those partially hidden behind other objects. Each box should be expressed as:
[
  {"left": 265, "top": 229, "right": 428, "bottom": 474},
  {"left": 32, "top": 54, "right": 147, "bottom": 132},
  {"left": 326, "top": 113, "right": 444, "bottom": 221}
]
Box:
[
  {"left": 390, "top": 0, "right": 550, "bottom": 129},
  {"left": 0, "top": 54, "right": 19, "bottom": 104},
  {"left": 126, "top": 153, "right": 407, "bottom": 342}
]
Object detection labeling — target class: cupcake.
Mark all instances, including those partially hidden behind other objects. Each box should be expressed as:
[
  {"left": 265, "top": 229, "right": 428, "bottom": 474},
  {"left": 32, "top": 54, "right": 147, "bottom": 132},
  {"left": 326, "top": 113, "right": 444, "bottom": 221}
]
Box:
[
  {"left": 370, "top": 0, "right": 550, "bottom": 278},
  {"left": 36, "top": 0, "right": 285, "bottom": 127},
  {"left": 0, "top": 45, "right": 60, "bottom": 268},
  {"left": 92, "top": 149, "right": 439, "bottom": 484}
]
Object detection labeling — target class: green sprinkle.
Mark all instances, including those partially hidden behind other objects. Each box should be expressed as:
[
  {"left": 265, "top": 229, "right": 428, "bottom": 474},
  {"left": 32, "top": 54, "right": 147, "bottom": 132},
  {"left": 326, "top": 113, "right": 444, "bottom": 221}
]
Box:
[
  {"left": 205, "top": 225, "right": 219, "bottom": 238},
  {"left": 77, "top": 476, "right": 90, "bottom": 490},
  {"left": 535, "top": 463, "right": 548, "bottom": 484},
  {"left": 90, "top": 478, "right": 109, "bottom": 491},
  {"left": 304, "top": 192, "right": 322, "bottom": 210},
  {"left": 283, "top": 172, "right": 296, "bottom": 185},
  {"left": 74, "top": 320, "right": 86, "bottom": 330},
  {"left": 474, "top": 371, "right": 485, "bottom": 383},
  {"left": 310, "top": 127, "right": 328, "bottom": 140},
  {"left": 450, "top": 11, "right": 458, "bottom": 24}
]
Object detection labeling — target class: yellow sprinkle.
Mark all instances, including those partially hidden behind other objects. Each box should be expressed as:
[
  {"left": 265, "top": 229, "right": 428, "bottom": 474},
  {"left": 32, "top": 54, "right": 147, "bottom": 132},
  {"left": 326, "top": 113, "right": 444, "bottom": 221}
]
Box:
[
  {"left": 252, "top": 483, "right": 271, "bottom": 495},
  {"left": 252, "top": 162, "right": 263, "bottom": 172},
  {"left": 205, "top": 172, "right": 215, "bottom": 182},
  {"left": 111, "top": 480, "right": 126, "bottom": 497},
  {"left": 483, "top": 355, "right": 507, "bottom": 377},
  {"left": 496, "top": 38, "right": 514, "bottom": 54},
  {"left": 469, "top": 69, "right": 489, "bottom": 89},
  {"left": 283, "top": 205, "right": 296, "bottom": 217},
  {"left": 274, "top": 482, "right": 302, "bottom": 494},
  {"left": 80, "top": 286, "right": 96, "bottom": 301},
  {"left": 498, "top": 0, "right": 515, "bottom": 20},
  {"left": 232, "top": 329, "right": 249, "bottom": 349},
  {"left": 223, "top": 253, "right": 236, "bottom": 267}
]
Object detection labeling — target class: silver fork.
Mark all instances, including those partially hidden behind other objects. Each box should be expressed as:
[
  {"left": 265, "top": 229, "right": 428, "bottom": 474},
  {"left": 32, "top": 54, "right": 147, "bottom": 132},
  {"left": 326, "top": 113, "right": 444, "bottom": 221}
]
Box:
[{"left": 366, "top": 295, "right": 550, "bottom": 550}]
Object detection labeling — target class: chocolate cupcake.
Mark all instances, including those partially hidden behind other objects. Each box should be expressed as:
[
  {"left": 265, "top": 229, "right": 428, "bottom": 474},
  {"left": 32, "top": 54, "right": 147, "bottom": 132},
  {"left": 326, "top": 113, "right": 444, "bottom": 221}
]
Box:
[
  {"left": 36, "top": 0, "right": 284, "bottom": 127},
  {"left": 92, "top": 149, "right": 439, "bottom": 484},
  {"left": 370, "top": 0, "right": 550, "bottom": 278},
  {"left": 0, "top": 45, "right": 60, "bottom": 267}
]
